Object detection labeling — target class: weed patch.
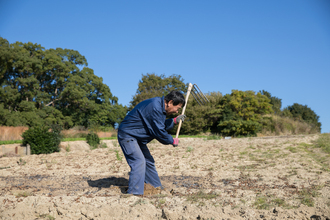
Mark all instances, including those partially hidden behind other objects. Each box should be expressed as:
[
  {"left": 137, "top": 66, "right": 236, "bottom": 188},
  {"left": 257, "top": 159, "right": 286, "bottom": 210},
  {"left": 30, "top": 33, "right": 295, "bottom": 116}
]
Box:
[
  {"left": 17, "top": 158, "right": 26, "bottom": 166},
  {"left": 254, "top": 196, "right": 270, "bottom": 209},
  {"left": 186, "top": 191, "right": 217, "bottom": 204},
  {"left": 99, "top": 142, "right": 108, "bottom": 148},
  {"left": 314, "top": 133, "right": 330, "bottom": 154},
  {"left": 15, "top": 191, "right": 33, "bottom": 198},
  {"left": 114, "top": 150, "right": 123, "bottom": 161},
  {"left": 254, "top": 196, "right": 293, "bottom": 210},
  {"left": 286, "top": 146, "right": 298, "bottom": 153}
]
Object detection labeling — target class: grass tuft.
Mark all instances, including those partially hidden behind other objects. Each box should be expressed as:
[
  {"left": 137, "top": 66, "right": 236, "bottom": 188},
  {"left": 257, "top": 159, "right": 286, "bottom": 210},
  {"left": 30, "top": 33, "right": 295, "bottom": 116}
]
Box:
[
  {"left": 186, "top": 190, "right": 217, "bottom": 204},
  {"left": 15, "top": 191, "right": 33, "bottom": 198},
  {"left": 186, "top": 146, "right": 194, "bottom": 152},
  {"left": 115, "top": 150, "right": 123, "bottom": 161},
  {"left": 254, "top": 196, "right": 270, "bottom": 209},
  {"left": 314, "top": 133, "right": 330, "bottom": 154}
]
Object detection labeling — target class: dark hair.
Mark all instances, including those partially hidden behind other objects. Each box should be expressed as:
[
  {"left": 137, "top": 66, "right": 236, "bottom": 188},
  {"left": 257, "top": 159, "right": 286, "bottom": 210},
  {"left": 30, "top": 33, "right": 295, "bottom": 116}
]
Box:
[{"left": 164, "top": 91, "right": 185, "bottom": 107}]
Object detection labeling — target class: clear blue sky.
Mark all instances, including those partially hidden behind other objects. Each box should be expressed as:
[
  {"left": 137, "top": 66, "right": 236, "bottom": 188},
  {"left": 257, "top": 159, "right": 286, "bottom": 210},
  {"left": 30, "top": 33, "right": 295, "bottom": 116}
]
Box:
[{"left": 1, "top": 0, "right": 329, "bottom": 133}]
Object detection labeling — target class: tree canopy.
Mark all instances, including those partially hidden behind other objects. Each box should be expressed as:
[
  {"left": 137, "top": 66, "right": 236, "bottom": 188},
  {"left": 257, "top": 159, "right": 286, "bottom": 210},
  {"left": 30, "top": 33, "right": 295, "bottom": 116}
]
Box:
[
  {"left": 129, "top": 73, "right": 187, "bottom": 110},
  {"left": 0, "top": 37, "right": 126, "bottom": 128},
  {"left": 284, "top": 103, "right": 321, "bottom": 132},
  {"left": 259, "top": 90, "right": 282, "bottom": 114},
  {"left": 216, "top": 90, "right": 273, "bottom": 136}
]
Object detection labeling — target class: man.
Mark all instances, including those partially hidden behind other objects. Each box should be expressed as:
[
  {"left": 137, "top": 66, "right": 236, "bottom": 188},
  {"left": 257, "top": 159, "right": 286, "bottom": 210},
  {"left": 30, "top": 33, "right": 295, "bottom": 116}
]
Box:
[{"left": 117, "top": 90, "right": 186, "bottom": 195}]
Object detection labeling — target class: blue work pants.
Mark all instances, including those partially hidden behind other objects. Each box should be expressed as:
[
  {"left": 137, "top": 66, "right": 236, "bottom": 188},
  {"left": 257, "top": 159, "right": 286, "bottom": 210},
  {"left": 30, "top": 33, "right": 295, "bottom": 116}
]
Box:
[{"left": 118, "top": 138, "right": 162, "bottom": 195}]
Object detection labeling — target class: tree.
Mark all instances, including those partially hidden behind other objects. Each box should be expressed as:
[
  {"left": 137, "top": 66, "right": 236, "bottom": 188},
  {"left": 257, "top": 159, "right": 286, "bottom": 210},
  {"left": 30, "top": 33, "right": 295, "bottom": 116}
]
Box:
[
  {"left": 216, "top": 90, "right": 273, "bottom": 136},
  {"left": 0, "top": 37, "right": 126, "bottom": 128},
  {"left": 179, "top": 92, "right": 222, "bottom": 135},
  {"left": 285, "top": 103, "right": 321, "bottom": 132},
  {"left": 259, "top": 90, "right": 282, "bottom": 114},
  {"left": 129, "top": 73, "right": 187, "bottom": 110}
]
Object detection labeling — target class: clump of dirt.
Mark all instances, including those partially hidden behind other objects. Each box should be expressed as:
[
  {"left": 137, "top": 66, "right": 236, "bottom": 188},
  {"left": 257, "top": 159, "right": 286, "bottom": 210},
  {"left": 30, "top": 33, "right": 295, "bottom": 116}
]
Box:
[{"left": 144, "top": 183, "right": 161, "bottom": 195}]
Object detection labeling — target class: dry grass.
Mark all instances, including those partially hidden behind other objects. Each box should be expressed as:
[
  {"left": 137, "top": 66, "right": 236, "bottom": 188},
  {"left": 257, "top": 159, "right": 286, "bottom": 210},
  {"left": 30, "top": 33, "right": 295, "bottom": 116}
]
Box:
[
  {"left": 61, "top": 128, "right": 116, "bottom": 138},
  {"left": 259, "top": 115, "right": 319, "bottom": 136},
  {"left": 96, "top": 131, "right": 117, "bottom": 138},
  {"left": 61, "top": 129, "right": 89, "bottom": 138},
  {"left": 0, "top": 126, "right": 28, "bottom": 141},
  {"left": 0, "top": 126, "right": 116, "bottom": 141}
]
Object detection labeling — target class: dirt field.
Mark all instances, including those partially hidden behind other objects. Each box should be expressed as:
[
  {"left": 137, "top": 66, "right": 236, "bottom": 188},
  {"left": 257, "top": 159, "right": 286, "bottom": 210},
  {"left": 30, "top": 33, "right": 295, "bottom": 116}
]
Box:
[{"left": 0, "top": 135, "right": 329, "bottom": 220}]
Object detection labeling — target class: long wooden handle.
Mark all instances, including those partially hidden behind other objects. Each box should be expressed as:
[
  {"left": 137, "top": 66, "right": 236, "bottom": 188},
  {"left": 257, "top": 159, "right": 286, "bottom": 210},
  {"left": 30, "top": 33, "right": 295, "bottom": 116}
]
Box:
[{"left": 175, "top": 83, "right": 193, "bottom": 138}]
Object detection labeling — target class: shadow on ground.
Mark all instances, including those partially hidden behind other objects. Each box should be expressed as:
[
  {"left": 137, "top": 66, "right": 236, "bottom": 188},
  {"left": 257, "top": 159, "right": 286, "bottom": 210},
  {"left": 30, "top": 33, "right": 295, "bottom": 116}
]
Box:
[{"left": 87, "top": 176, "right": 129, "bottom": 193}]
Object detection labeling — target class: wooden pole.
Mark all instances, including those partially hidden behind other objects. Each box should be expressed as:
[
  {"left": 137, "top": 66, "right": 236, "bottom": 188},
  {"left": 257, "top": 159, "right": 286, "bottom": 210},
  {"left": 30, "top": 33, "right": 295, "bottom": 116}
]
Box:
[{"left": 175, "top": 83, "right": 193, "bottom": 139}]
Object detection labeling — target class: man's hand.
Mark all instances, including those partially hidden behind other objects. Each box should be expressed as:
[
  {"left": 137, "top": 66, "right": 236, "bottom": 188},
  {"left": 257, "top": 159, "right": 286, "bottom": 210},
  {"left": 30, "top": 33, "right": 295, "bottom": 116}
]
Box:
[
  {"left": 173, "top": 138, "right": 179, "bottom": 147},
  {"left": 174, "top": 115, "right": 186, "bottom": 124}
]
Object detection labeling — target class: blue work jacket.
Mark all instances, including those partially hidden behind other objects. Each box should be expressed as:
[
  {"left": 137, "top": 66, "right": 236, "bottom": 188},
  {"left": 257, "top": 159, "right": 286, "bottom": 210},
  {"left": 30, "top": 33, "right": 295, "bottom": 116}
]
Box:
[{"left": 118, "top": 96, "right": 174, "bottom": 145}]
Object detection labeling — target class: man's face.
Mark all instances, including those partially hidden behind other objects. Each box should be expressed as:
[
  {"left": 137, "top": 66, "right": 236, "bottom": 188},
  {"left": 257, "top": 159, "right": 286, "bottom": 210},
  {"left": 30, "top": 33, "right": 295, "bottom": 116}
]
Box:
[{"left": 165, "top": 100, "right": 183, "bottom": 115}]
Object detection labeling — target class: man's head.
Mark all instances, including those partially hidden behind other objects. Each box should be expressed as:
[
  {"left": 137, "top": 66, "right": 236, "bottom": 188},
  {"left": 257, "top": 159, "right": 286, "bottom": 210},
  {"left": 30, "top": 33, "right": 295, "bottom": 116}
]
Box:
[{"left": 164, "top": 91, "right": 185, "bottom": 115}]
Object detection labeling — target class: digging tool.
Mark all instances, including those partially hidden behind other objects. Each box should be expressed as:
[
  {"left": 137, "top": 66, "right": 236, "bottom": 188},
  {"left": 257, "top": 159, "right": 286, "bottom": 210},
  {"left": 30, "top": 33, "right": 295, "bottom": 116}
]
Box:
[{"left": 174, "top": 83, "right": 209, "bottom": 145}]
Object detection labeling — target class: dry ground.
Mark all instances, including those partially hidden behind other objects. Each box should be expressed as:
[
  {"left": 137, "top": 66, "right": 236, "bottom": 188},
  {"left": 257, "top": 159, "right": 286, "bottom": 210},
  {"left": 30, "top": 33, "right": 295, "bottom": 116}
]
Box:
[{"left": 0, "top": 135, "right": 329, "bottom": 220}]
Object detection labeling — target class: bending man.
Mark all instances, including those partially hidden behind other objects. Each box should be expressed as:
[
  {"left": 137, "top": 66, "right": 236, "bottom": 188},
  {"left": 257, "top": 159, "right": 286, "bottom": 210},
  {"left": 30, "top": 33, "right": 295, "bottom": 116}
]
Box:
[{"left": 117, "top": 90, "right": 186, "bottom": 195}]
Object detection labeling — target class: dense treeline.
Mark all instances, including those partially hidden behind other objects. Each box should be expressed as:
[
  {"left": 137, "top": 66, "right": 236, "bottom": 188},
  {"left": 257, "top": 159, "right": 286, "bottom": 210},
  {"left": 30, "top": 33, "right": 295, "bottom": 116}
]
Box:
[
  {"left": 129, "top": 73, "right": 321, "bottom": 136},
  {"left": 0, "top": 38, "right": 321, "bottom": 135},
  {"left": 0, "top": 37, "right": 126, "bottom": 129}
]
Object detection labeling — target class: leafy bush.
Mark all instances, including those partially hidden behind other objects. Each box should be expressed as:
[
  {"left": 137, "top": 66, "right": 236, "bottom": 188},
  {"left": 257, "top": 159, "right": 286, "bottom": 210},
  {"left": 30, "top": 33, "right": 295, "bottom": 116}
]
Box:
[
  {"left": 259, "top": 90, "right": 282, "bottom": 114},
  {"left": 285, "top": 103, "right": 321, "bottom": 132},
  {"left": 218, "top": 119, "right": 261, "bottom": 136},
  {"left": 86, "top": 132, "right": 100, "bottom": 149},
  {"left": 22, "top": 126, "right": 61, "bottom": 154},
  {"left": 179, "top": 92, "right": 222, "bottom": 135},
  {"left": 215, "top": 90, "right": 272, "bottom": 136}
]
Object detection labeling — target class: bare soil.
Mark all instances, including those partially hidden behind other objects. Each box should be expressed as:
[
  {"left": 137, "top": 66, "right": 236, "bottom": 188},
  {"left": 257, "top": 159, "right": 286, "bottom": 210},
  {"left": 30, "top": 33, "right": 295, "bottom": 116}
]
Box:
[{"left": 0, "top": 135, "right": 329, "bottom": 220}]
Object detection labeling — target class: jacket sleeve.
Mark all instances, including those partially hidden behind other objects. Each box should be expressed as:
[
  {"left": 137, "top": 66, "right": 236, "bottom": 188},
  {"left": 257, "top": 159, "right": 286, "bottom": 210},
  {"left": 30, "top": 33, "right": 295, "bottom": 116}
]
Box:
[
  {"left": 165, "top": 118, "right": 174, "bottom": 131},
  {"left": 146, "top": 108, "right": 174, "bottom": 145}
]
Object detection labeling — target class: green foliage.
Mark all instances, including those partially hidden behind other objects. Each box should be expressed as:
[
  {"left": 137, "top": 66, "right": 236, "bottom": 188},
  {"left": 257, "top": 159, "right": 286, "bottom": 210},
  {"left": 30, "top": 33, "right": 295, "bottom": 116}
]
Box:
[
  {"left": 186, "top": 190, "right": 217, "bottom": 204},
  {"left": 218, "top": 119, "right": 261, "bottom": 136},
  {"left": 254, "top": 196, "right": 270, "bottom": 209},
  {"left": 314, "top": 133, "right": 330, "bottom": 154},
  {"left": 86, "top": 132, "right": 100, "bottom": 149},
  {"left": 216, "top": 90, "right": 273, "bottom": 136},
  {"left": 179, "top": 92, "right": 222, "bottom": 135},
  {"left": 0, "top": 140, "right": 22, "bottom": 145},
  {"left": 284, "top": 103, "right": 321, "bottom": 132},
  {"left": 22, "top": 126, "right": 61, "bottom": 154},
  {"left": 115, "top": 149, "right": 123, "bottom": 161},
  {"left": 259, "top": 90, "right": 282, "bottom": 114},
  {"left": 204, "top": 135, "right": 222, "bottom": 140},
  {"left": 0, "top": 37, "right": 126, "bottom": 129},
  {"left": 129, "top": 73, "right": 187, "bottom": 110}
]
